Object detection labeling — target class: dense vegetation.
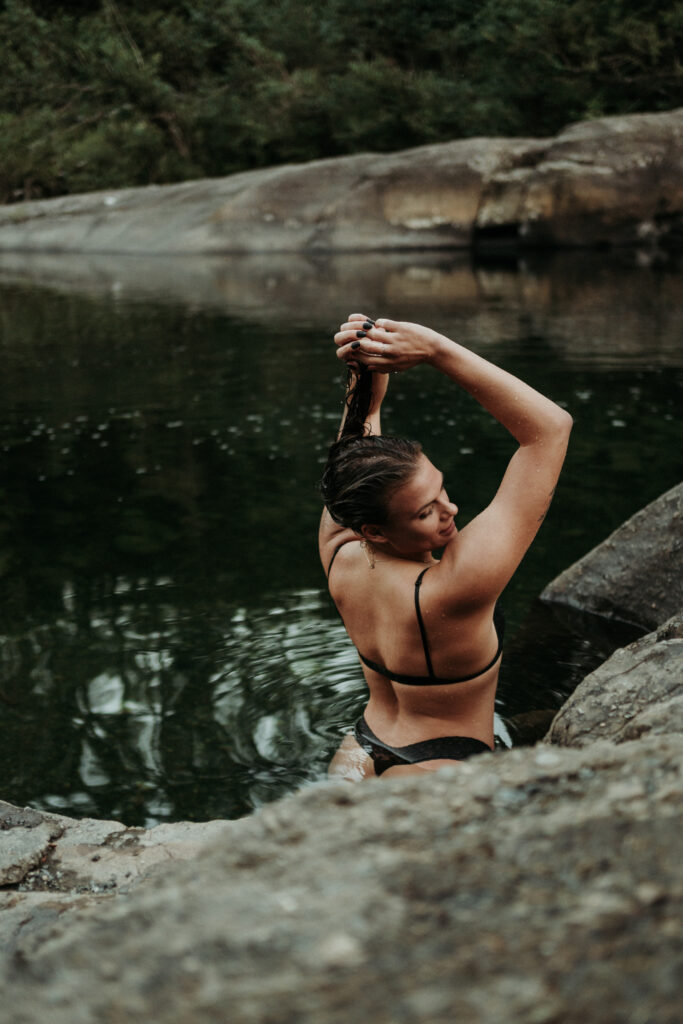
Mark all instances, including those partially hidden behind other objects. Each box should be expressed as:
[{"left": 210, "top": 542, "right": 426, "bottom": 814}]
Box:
[{"left": 1, "top": 0, "right": 681, "bottom": 202}]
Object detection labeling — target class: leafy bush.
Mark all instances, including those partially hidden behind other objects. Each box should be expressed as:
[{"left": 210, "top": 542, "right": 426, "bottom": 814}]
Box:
[{"left": 1, "top": 0, "right": 681, "bottom": 202}]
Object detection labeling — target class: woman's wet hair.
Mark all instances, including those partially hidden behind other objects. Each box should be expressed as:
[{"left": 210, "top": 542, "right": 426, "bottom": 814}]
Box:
[{"left": 320, "top": 366, "right": 422, "bottom": 531}]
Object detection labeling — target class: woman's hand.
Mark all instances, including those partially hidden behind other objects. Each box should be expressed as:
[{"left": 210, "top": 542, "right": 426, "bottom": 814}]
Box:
[{"left": 334, "top": 314, "right": 447, "bottom": 373}]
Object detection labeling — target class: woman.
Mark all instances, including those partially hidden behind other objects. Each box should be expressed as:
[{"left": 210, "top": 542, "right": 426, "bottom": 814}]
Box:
[{"left": 319, "top": 314, "right": 572, "bottom": 780}]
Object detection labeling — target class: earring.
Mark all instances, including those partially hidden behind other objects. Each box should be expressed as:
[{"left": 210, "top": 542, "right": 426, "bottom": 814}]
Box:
[{"left": 360, "top": 539, "right": 376, "bottom": 569}]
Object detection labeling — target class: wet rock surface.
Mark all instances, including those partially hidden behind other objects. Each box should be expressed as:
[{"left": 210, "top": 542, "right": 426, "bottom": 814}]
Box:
[
  {"left": 1, "top": 736, "right": 682, "bottom": 1024},
  {"left": 541, "top": 482, "right": 683, "bottom": 629},
  {"left": 0, "top": 109, "right": 681, "bottom": 255}
]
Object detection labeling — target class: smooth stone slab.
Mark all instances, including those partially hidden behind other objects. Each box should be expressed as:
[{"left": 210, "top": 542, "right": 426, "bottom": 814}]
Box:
[{"left": 0, "top": 109, "right": 681, "bottom": 255}]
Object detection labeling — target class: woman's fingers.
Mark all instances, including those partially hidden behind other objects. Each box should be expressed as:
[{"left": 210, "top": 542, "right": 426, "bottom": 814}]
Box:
[
  {"left": 337, "top": 314, "right": 401, "bottom": 334},
  {"left": 336, "top": 336, "right": 395, "bottom": 363},
  {"left": 372, "top": 318, "right": 398, "bottom": 332},
  {"left": 334, "top": 327, "right": 375, "bottom": 347}
]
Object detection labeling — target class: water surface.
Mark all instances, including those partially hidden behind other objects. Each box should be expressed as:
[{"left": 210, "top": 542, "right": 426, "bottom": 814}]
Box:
[{"left": 0, "top": 250, "right": 680, "bottom": 823}]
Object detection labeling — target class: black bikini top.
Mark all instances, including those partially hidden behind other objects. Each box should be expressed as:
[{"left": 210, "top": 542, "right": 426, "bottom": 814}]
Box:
[{"left": 327, "top": 542, "right": 504, "bottom": 686}]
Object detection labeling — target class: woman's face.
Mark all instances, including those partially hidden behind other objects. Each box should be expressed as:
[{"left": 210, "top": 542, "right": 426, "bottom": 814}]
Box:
[{"left": 367, "top": 454, "right": 458, "bottom": 557}]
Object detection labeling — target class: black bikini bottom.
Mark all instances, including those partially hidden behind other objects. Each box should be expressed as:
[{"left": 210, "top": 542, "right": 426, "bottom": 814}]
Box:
[{"left": 354, "top": 715, "right": 493, "bottom": 777}]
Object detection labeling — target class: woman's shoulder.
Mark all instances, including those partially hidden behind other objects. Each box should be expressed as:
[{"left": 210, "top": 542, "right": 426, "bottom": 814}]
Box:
[
  {"left": 325, "top": 536, "right": 361, "bottom": 578},
  {"left": 423, "top": 541, "right": 498, "bottom": 613}
]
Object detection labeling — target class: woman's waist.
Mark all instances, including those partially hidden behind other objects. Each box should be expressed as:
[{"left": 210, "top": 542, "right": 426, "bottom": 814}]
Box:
[
  {"left": 363, "top": 696, "right": 494, "bottom": 747},
  {"left": 364, "top": 673, "right": 497, "bottom": 718}
]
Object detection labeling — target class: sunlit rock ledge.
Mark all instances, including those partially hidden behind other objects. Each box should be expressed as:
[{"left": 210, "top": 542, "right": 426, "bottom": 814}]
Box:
[
  {"left": 0, "top": 108, "right": 682, "bottom": 256},
  {"left": 1, "top": 485, "right": 682, "bottom": 1024}
]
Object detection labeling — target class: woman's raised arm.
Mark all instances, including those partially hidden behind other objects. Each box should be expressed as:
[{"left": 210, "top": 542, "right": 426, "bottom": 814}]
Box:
[{"left": 336, "top": 318, "right": 572, "bottom": 602}]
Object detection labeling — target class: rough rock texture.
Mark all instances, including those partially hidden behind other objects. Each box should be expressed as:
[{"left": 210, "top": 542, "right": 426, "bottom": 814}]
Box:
[
  {"left": 546, "top": 612, "right": 683, "bottom": 748},
  {"left": 1, "top": 736, "right": 682, "bottom": 1024},
  {"left": 541, "top": 482, "right": 683, "bottom": 629},
  {"left": 0, "top": 109, "right": 682, "bottom": 255},
  {"left": 0, "top": 800, "right": 234, "bottom": 893},
  {"left": 0, "top": 801, "right": 235, "bottom": 963}
]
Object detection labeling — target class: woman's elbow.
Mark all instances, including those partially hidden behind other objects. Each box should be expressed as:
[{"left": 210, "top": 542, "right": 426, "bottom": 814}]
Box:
[{"left": 551, "top": 407, "right": 573, "bottom": 439}]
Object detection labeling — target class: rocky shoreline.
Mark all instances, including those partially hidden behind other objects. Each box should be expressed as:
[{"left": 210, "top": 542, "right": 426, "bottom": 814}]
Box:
[
  {"left": 1, "top": 480, "right": 681, "bottom": 1023},
  {"left": 0, "top": 108, "right": 682, "bottom": 257}
]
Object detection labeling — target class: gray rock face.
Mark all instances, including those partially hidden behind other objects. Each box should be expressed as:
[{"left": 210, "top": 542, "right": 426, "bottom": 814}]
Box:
[
  {"left": 0, "top": 800, "right": 235, "bottom": 966},
  {"left": 546, "top": 612, "right": 683, "bottom": 748},
  {"left": 0, "top": 109, "right": 681, "bottom": 255},
  {"left": 1, "top": 736, "right": 682, "bottom": 1024},
  {"left": 541, "top": 482, "right": 683, "bottom": 629},
  {"left": 0, "top": 806, "right": 62, "bottom": 886}
]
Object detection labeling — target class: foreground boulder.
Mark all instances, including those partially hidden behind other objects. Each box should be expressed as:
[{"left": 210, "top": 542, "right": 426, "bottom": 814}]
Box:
[
  {"left": 546, "top": 611, "right": 683, "bottom": 748},
  {"left": 541, "top": 482, "right": 683, "bottom": 630},
  {"left": 2, "top": 735, "right": 681, "bottom": 1024},
  {"left": 0, "top": 109, "right": 681, "bottom": 255}
]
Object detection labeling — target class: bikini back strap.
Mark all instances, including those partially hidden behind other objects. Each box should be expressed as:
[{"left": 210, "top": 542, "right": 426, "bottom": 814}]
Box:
[
  {"left": 414, "top": 566, "right": 435, "bottom": 679},
  {"left": 327, "top": 542, "right": 347, "bottom": 577}
]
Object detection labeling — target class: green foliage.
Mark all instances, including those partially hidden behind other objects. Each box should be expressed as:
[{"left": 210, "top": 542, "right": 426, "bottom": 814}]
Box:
[{"left": 1, "top": 0, "right": 682, "bottom": 202}]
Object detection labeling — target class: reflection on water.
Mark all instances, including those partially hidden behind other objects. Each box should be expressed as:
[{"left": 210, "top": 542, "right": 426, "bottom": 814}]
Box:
[
  {"left": 0, "top": 251, "right": 680, "bottom": 824},
  {"left": 1, "top": 580, "right": 364, "bottom": 823}
]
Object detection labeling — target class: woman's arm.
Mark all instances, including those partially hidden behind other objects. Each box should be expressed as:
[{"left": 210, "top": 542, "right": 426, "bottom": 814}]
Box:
[{"left": 336, "top": 318, "right": 572, "bottom": 601}]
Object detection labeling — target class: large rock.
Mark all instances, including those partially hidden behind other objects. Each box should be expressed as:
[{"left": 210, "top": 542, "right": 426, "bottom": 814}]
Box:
[
  {"left": 541, "top": 482, "right": 683, "bottom": 629},
  {"left": 546, "top": 612, "right": 683, "bottom": 748},
  {"left": 0, "top": 109, "right": 681, "bottom": 255},
  {"left": 1, "top": 736, "right": 681, "bottom": 1024}
]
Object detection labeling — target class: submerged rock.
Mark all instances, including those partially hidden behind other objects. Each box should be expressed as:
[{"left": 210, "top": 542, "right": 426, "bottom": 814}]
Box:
[
  {"left": 0, "top": 109, "right": 681, "bottom": 255},
  {"left": 546, "top": 612, "right": 683, "bottom": 748},
  {"left": 541, "top": 481, "right": 683, "bottom": 630}
]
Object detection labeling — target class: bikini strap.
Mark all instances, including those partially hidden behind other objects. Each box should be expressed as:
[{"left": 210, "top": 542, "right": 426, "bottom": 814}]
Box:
[
  {"left": 327, "top": 541, "right": 348, "bottom": 577},
  {"left": 414, "top": 566, "right": 435, "bottom": 679}
]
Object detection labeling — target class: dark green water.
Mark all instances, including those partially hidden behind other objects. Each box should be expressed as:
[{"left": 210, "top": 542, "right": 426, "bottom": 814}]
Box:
[{"left": 0, "top": 251, "right": 680, "bottom": 824}]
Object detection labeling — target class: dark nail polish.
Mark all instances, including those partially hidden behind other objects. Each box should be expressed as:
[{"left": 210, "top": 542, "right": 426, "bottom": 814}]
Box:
[
  {"left": 356, "top": 330, "right": 366, "bottom": 338},
  {"left": 362, "top": 322, "right": 373, "bottom": 330},
  {"left": 351, "top": 340, "right": 361, "bottom": 349}
]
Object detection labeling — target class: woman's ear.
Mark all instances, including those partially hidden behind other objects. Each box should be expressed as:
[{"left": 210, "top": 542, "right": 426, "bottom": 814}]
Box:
[{"left": 360, "top": 524, "right": 388, "bottom": 545}]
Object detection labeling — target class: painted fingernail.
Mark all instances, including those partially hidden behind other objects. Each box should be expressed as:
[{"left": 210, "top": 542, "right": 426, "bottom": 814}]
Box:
[
  {"left": 351, "top": 340, "right": 361, "bottom": 349},
  {"left": 362, "top": 322, "right": 373, "bottom": 330},
  {"left": 356, "top": 330, "right": 366, "bottom": 338}
]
